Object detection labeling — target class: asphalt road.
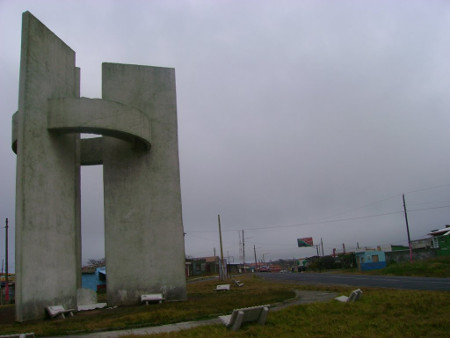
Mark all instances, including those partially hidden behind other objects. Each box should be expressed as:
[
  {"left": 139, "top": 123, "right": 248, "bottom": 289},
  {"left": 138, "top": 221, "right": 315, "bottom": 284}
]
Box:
[{"left": 257, "top": 272, "right": 450, "bottom": 291}]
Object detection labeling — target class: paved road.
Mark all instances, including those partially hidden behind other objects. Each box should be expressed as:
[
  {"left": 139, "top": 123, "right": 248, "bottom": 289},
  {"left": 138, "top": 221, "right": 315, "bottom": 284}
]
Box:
[{"left": 258, "top": 272, "right": 450, "bottom": 291}]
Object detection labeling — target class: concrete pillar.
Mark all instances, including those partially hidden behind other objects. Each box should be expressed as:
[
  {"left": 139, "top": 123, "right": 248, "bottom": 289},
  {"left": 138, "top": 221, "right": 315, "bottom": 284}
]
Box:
[
  {"left": 14, "top": 12, "right": 80, "bottom": 321},
  {"left": 102, "top": 63, "right": 187, "bottom": 304}
]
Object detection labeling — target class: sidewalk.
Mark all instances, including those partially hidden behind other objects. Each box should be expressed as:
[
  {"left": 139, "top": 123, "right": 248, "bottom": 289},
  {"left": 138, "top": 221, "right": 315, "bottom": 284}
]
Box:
[{"left": 57, "top": 318, "right": 223, "bottom": 338}]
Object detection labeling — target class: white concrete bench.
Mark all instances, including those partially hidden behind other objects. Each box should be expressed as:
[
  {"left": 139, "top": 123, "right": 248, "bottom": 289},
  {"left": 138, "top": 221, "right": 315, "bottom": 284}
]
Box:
[
  {"left": 46, "top": 305, "right": 75, "bottom": 319},
  {"left": 219, "top": 305, "right": 270, "bottom": 331},
  {"left": 233, "top": 279, "right": 244, "bottom": 287},
  {"left": 215, "top": 284, "right": 231, "bottom": 291},
  {"left": 140, "top": 293, "right": 164, "bottom": 305},
  {"left": 335, "top": 289, "right": 363, "bottom": 303}
]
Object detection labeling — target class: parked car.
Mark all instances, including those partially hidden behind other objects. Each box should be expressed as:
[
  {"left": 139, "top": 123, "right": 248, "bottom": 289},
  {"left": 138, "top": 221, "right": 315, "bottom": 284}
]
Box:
[{"left": 259, "top": 266, "right": 271, "bottom": 272}]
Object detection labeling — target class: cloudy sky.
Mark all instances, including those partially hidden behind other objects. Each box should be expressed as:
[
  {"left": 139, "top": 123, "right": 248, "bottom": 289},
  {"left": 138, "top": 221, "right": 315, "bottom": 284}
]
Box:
[{"left": 1, "top": 0, "right": 450, "bottom": 270}]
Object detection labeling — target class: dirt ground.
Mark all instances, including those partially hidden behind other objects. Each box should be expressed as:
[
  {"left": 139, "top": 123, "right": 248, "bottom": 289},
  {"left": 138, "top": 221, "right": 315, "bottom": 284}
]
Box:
[{"left": 0, "top": 305, "right": 15, "bottom": 324}]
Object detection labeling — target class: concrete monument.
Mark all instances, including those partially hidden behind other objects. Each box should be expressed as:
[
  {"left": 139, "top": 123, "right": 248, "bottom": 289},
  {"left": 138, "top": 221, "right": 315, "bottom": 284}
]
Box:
[{"left": 12, "top": 12, "right": 186, "bottom": 321}]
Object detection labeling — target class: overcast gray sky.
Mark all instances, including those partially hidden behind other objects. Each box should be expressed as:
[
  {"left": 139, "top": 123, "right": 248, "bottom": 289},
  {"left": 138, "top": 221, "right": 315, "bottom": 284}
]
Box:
[{"left": 1, "top": 0, "right": 450, "bottom": 270}]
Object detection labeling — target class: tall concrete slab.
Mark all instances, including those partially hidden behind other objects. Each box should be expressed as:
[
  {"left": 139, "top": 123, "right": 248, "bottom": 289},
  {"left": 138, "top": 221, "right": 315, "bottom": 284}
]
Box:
[
  {"left": 102, "top": 63, "right": 186, "bottom": 304},
  {"left": 14, "top": 12, "right": 80, "bottom": 321},
  {"left": 12, "top": 12, "right": 187, "bottom": 321}
]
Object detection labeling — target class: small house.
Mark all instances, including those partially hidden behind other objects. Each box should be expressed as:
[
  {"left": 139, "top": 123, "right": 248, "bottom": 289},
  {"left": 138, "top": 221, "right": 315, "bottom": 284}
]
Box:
[
  {"left": 355, "top": 250, "right": 387, "bottom": 271},
  {"left": 428, "top": 226, "right": 450, "bottom": 256},
  {"left": 81, "top": 266, "right": 106, "bottom": 291},
  {"left": 185, "top": 256, "right": 220, "bottom": 276}
]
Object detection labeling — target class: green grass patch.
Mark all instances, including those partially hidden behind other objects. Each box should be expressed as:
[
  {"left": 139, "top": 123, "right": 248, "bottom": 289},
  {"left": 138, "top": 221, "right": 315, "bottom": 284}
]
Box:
[
  {"left": 367, "top": 256, "right": 450, "bottom": 277},
  {"left": 148, "top": 288, "right": 450, "bottom": 337},
  {"left": 0, "top": 276, "right": 293, "bottom": 336},
  {"left": 1, "top": 274, "right": 449, "bottom": 337}
]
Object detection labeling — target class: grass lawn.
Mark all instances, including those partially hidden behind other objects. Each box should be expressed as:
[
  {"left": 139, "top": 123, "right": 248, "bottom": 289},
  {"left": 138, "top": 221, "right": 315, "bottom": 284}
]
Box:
[
  {"left": 147, "top": 287, "right": 450, "bottom": 337},
  {"left": 0, "top": 275, "right": 293, "bottom": 336},
  {"left": 1, "top": 274, "right": 449, "bottom": 337}
]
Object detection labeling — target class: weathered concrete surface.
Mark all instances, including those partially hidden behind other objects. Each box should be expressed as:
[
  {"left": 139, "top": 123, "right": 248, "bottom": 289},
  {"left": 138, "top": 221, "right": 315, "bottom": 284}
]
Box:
[
  {"left": 76, "top": 288, "right": 98, "bottom": 306},
  {"left": 48, "top": 97, "right": 152, "bottom": 149},
  {"left": 14, "top": 12, "right": 80, "bottom": 321},
  {"left": 103, "top": 63, "right": 187, "bottom": 305}
]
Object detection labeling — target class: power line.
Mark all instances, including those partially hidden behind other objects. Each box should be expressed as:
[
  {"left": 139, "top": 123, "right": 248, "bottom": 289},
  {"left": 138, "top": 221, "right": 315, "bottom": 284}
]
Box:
[
  {"left": 404, "top": 182, "right": 450, "bottom": 195},
  {"left": 409, "top": 205, "right": 450, "bottom": 213},
  {"left": 185, "top": 182, "right": 450, "bottom": 234},
  {"left": 185, "top": 203, "right": 450, "bottom": 235},
  {"left": 187, "top": 210, "right": 403, "bottom": 233},
  {"left": 241, "top": 210, "right": 403, "bottom": 231},
  {"left": 187, "top": 205, "right": 450, "bottom": 234}
]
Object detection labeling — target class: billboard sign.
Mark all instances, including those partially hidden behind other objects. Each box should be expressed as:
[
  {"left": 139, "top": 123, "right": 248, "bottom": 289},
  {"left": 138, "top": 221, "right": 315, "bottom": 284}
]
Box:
[{"left": 297, "top": 237, "right": 313, "bottom": 247}]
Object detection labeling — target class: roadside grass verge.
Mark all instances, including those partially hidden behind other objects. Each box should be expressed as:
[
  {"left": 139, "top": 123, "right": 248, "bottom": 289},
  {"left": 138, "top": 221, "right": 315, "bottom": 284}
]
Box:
[
  {"left": 1, "top": 274, "right": 449, "bottom": 337},
  {"left": 367, "top": 256, "right": 450, "bottom": 277},
  {"left": 328, "top": 256, "right": 450, "bottom": 277},
  {"left": 146, "top": 287, "right": 450, "bottom": 337}
]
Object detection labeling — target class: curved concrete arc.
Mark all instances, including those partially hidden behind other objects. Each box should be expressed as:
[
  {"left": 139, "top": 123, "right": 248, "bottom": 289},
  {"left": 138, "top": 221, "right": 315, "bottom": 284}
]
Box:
[
  {"left": 11, "top": 111, "right": 18, "bottom": 153},
  {"left": 48, "top": 97, "right": 152, "bottom": 149},
  {"left": 13, "top": 115, "right": 106, "bottom": 165}
]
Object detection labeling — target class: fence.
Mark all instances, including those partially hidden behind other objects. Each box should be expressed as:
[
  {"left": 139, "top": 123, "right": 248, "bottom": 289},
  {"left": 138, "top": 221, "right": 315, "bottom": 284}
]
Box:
[{"left": 385, "top": 248, "right": 437, "bottom": 264}]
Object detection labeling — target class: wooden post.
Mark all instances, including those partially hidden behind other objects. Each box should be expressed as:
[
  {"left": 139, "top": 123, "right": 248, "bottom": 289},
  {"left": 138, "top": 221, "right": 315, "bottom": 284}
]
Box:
[
  {"left": 218, "top": 215, "right": 226, "bottom": 280},
  {"left": 402, "top": 194, "right": 413, "bottom": 263},
  {"left": 254, "top": 245, "right": 258, "bottom": 272},
  {"left": 5, "top": 218, "right": 8, "bottom": 303}
]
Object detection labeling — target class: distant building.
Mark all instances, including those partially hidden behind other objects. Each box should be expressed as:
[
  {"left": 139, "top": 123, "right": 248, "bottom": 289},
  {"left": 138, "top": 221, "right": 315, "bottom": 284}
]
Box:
[
  {"left": 185, "top": 256, "right": 220, "bottom": 276},
  {"left": 428, "top": 226, "right": 450, "bottom": 256},
  {"left": 376, "top": 244, "right": 409, "bottom": 252},
  {"left": 411, "top": 238, "right": 433, "bottom": 249},
  {"left": 81, "top": 266, "right": 106, "bottom": 291},
  {"left": 355, "top": 251, "right": 387, "bottom": 271}
]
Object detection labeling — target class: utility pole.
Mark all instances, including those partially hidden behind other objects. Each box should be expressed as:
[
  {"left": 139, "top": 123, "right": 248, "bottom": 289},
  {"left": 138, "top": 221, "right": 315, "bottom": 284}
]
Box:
[
  {"left": 242, "top": 230, "right": 245, "bottom": 272},
  {"left": 217, "top": 215, "right": 226, "bottom": 280},
  {"left": 5, "top": 218, "right": 9, "bottom": 303},
  {"left": 321, "top": 238, "right": 324, "bottom": 256},
  {"left": 402, "top": 194, "right": 413, "bottom": 263},
  {"left": 253, "top": 244, "right": 258, "bottom": 271},
  {"left": 238, "top": 231, "right": 242, "bottom": 263},
  {"left": 342, "top": 243, "right": 346, "bottom": 254}
]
